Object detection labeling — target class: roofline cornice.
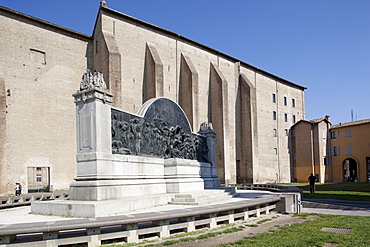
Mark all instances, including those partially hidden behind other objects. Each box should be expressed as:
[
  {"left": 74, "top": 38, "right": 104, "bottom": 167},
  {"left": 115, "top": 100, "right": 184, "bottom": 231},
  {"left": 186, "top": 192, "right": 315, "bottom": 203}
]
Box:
[
  {"left": 0, "top": 6, "right": 92, "bottom": 41},
  {"left": 330, "top": 119, "right": 370, "bottom": 129},
  {"left": 99, "top": 6, "right": 306, "bottom": 90},
  {"left": 1, "top": 4, "right": 308, "bottom": 91}
]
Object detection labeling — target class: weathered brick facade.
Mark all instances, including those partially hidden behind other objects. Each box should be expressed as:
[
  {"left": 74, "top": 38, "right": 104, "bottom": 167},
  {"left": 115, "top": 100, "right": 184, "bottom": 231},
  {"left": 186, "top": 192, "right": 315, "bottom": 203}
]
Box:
[
  {"left": 0, "top": 75, "right": 7, "bottom": 194},
  {"left": 0, "top": 4, "right": 306, "bottom": 195},
  {"left": 290, "top": 117, "right": 331, "bottom": 183},
  {"left": 0, "top": 6, "right": 92, "bottom": 195}
]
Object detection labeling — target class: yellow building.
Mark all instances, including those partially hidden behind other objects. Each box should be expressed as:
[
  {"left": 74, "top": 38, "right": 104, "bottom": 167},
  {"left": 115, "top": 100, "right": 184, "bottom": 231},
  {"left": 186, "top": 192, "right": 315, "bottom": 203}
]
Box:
[
  {"left": 330, "top": 119, "right": 370, "bottom": 183},
  {"left": 292, "top": 117, "right": 370, "bottom": 183}
]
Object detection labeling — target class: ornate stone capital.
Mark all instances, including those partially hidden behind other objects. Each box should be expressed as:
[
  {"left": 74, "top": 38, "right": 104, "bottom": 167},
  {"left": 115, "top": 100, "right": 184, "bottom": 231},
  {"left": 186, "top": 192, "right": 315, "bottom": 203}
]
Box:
[
  {"left": 73, "top": 70, "right": 113, "bottom": 104},
  {"left": 198, "top": 123, "right": 216, "bottom": 138},
  {"left": 79, "top": 69, "right": 108, "bottom": 92}
]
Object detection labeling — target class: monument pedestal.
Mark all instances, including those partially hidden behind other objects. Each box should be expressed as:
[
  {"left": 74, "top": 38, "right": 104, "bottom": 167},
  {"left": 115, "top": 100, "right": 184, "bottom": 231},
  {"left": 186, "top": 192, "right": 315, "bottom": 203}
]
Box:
[
  {"left": 32, "top": 155, "right": 220, "bottom": 217},
  {"left": 69, "top": 155, "right": 167, "bottom": 201},
  {"left": 31, "top": 71, "right": 220, "bottom": 217}
]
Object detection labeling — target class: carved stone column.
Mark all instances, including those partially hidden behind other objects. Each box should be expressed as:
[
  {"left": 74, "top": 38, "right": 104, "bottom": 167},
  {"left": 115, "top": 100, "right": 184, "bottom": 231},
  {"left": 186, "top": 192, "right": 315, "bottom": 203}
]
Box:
[
  {"left": 73, "top": 70, "right": 113, "bottom": 153},
  {"left": 70, "top": 70, "right": 114, "bottom": 200},
  {"left": 198, "top": 123, "right": 220, "bottom": 188}
]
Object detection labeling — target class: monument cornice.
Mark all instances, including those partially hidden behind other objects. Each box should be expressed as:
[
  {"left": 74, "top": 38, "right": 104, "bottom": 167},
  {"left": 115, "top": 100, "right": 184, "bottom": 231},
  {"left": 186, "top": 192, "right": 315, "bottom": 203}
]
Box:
[{"left": 73, "top": 88, "right": 113, "bottom": 104}]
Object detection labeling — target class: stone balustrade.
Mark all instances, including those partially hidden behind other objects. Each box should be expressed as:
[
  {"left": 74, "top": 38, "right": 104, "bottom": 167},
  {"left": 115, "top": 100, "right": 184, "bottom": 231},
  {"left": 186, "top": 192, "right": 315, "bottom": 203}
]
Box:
[
  {"left": 229, "top": 183, "right": 303, "bottom": 194},
  {"left": 0, "top": 192, "right": 69, "bottom": 209},
  {"left": 0, "top": 195, "right": 282, "bottom": 246}
]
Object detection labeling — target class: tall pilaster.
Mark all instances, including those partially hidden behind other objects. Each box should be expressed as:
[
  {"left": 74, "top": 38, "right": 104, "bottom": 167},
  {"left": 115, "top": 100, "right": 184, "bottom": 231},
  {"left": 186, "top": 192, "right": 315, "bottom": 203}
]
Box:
[{"left": 70, "top": 70, "right": 114, "bottom": 200}]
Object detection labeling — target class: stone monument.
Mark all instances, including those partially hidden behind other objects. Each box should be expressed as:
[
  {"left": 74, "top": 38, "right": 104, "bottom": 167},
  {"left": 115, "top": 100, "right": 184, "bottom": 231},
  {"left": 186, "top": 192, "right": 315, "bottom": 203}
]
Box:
[{"left": 31, "top": 71, "right": 221, "bottom": 217}]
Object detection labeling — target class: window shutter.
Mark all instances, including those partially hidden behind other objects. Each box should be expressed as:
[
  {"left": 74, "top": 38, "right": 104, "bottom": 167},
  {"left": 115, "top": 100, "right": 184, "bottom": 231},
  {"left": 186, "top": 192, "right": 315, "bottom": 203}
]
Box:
[{"left": 346, "top": 145, "right": 352, "bottom": 155}]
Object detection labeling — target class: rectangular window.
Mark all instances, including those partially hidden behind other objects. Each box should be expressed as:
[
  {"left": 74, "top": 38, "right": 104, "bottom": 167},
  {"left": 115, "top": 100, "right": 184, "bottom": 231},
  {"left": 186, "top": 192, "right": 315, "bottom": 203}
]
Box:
[
  {"left": 284, "top": 96, "right": 287, "bottom": 106},
  {"left": 330, "top": 130, "right": 339, "bottom": 139},
  {"left": 30, "top": 49, "right": 46, "bottom": 64},
  {"left": 346, "top": 145, "right": 352, "bottom": 155},
  {"left": 272, "top": 93, "right": 276, "bottom": 103},
  {"left": 273, "top": 129, "right": 277, "bottom": 137},
  {"left": 274, "top": 148, "right": 278, "bottom": 155},
  {"left": 292, "top": 99, "right": 296, "bottom": 107},
  {"left": 273, "top": 111, "right": 277, "bottom": 120},
  {"left": 332, "top": 146, "right": 340, "bottom": 156},
  {"left": 292, "top": 115, "right": 296, "bottom": 123},
  {"left": 284, "top": 113, "right": 288, "bottom": 122},
  {"left": 345, "top": 129, "right": 352, "bottom": 137},
  {"left": 36, "top": 175, "right": 42, "bottom": 183}
]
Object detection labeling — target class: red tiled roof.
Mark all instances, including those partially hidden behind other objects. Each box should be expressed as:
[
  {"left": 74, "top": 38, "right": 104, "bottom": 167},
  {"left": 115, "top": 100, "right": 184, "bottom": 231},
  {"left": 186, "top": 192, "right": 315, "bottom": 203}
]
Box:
[{"left": 331, "top": 119, "right": 370, "bottom": 129}]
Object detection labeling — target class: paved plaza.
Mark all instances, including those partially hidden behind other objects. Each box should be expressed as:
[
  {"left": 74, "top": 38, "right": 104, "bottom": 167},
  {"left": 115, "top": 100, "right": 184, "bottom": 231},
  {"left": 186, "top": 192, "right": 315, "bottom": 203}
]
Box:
[
  {"left": 1, "top": 190, "right": 369, "bottom": 226},
  {"left": 0, "top": 190, "right": 272, "bottom": 224}
]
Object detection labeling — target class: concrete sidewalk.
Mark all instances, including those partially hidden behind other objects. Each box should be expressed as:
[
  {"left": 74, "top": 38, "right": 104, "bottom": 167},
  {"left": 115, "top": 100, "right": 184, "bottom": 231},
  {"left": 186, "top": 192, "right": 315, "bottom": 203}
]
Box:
[
  {"left": 1, "top": 190, "right": 369, "bottom": 226},
  {"left": 302, "top": 198, "right": 370, "bottom": 216},
  {"left": 302, "top": 207, "right": 370, "bottom": 216},
  {"left": 0, "top": 190, "right": 272, "bottom": 225}
]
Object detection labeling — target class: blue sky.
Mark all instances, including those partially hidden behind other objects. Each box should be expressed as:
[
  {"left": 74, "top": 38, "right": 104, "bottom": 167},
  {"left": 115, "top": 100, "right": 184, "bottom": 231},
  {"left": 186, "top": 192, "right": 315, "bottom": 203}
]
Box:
[{"left": 1, "top": 0, "right": 369, "bottom": 125}]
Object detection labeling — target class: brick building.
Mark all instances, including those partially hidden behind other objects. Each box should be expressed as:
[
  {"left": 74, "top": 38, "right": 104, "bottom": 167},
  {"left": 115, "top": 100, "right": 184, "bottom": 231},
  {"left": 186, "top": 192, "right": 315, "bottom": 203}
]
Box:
[
  {"left": 0, "top": 2, "right": 306, "bottom": 195},
  {"left": 290, "top": 116, "right": 331, "bottom": 183}
]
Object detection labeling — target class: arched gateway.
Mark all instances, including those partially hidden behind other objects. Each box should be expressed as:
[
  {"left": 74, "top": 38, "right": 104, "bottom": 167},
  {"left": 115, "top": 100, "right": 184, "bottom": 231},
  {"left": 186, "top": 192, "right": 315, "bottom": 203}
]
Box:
[{"left": 343, "top": 158, "right": 358, "bottom": 182}]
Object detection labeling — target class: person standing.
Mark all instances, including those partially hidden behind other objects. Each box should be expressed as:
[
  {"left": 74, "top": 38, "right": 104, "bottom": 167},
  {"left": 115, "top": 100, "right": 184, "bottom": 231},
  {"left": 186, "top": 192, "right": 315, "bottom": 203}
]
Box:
[
  {"left": 15, "top": 182, "right": 22, "bottom": 196},
  {"left": 308, "top": 173, "right": 317, "bottom": 193}
]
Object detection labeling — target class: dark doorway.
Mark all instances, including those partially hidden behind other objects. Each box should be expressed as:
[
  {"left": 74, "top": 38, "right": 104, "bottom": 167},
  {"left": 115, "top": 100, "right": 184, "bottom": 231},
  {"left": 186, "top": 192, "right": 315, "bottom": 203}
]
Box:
[{"left": 343, "top": 158, "right": 357, "bottom": 182}]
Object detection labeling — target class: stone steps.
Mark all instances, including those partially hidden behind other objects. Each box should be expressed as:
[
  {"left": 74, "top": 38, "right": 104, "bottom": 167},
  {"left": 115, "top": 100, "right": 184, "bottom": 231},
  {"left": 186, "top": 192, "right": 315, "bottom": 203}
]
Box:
[{"left": 169, "top": 189, "right": 238, "bottom": 205}]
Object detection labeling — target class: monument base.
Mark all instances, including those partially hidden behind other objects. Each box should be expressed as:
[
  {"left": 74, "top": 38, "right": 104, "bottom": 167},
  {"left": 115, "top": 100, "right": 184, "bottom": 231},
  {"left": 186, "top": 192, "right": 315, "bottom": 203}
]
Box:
[
  {"left": 31, "top": 156, "right": 221, "bottom": 217},
  {"left": 69, "top": 155, "right": 219, "bottom": 201},
  {"left": 31, "top": 193, "right": 175, "bottom": 217}
]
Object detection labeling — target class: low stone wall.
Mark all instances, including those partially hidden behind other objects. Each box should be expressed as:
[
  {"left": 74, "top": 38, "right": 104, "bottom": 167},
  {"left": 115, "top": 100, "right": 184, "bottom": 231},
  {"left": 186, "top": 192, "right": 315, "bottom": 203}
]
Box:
[
  {"left": 229, "top": 184, "right": 303, "bottom": 213},
  {"left": 0, "top": 191, "right": 68, "bottom": 209},
  {"left": 1, "top": 195, "right": 280, "bottom": 246},
  {"left": 229, "top": 184, "right": 303, "bottom": 194}
]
